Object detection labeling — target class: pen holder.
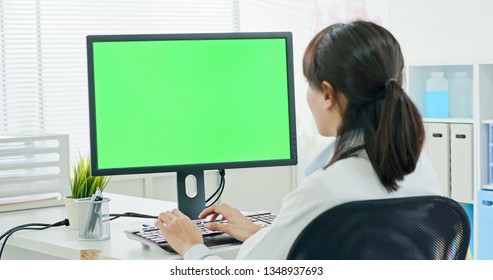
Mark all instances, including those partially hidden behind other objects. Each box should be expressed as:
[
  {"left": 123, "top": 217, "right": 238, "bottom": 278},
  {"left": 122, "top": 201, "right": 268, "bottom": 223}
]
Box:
[{"left": 76, "top": 197, "right": 111, "bottom": 241}]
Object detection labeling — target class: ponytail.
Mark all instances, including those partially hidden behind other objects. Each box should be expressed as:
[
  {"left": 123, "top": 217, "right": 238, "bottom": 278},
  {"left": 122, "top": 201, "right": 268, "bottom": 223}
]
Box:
[{"left": 370, "top": 80, "right": 425, "bottom": 191}]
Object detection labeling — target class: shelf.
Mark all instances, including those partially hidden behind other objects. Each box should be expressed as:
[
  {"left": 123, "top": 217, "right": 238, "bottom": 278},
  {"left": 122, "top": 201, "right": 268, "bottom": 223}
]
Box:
[
  {"left": 407, "top": 65, "right": 474, "bottom": 120},
  {"left": 483, "top": 185, "right": 493, "bottom": 190},
  {"left": 457, "top": 200, "right": 474, "bottom": 205},
  {"left": 409, "top": 63, "right": 493, "bottom": 259},
  {"left": 423, "top": 118, "right": 474, "bottom": 124}
]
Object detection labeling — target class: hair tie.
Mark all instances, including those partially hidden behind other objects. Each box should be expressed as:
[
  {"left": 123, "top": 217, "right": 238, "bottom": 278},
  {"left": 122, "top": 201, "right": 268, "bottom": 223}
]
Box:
[{"left": 385, "top": 78, "right": 397, "bottom": 88}]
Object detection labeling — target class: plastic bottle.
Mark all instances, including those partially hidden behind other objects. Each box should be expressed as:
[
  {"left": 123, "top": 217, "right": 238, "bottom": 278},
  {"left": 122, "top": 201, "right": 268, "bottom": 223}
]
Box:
[
  {"left": 425, "top": 72, "right": 449, "bottom": 118},
  {"left": 449, "top": 72, "right": 472, "bottom": 118}
]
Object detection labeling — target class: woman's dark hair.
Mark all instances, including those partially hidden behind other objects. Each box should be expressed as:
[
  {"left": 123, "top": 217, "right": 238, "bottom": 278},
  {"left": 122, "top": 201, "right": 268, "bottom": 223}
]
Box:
[{"left": 303, "top": 20, "right": 424, "bottom": 192}]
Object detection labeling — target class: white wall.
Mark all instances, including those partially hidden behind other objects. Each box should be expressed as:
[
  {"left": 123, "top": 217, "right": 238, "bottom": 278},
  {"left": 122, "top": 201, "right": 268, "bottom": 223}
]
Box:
[{"left": 388, "top": 0, "right": 493, "bottom": 64}]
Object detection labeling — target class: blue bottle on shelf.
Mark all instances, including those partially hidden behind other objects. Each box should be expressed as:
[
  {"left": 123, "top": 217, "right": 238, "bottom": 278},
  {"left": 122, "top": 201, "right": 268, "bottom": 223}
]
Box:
[{"left": 425, "top": 72, "right": 449, "bottom": 118}]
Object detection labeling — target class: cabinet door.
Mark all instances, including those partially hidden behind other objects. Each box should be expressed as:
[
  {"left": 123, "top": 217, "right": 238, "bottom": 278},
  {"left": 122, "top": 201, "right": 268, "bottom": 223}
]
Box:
[
  {"left": 478, "top": 189, "right": 493, "bottom": 259},
  {"left": 424, "top": 123, "right": 450, "bottom": 197},
  {"left": 450, "top": 123, "right": 474, "bottom": 202}
]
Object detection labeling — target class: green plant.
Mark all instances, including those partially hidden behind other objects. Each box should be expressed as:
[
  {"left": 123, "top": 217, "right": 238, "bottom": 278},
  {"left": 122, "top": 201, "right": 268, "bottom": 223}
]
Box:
[{"left": 69, "top": 155, "right": 111, "bottom": 199}]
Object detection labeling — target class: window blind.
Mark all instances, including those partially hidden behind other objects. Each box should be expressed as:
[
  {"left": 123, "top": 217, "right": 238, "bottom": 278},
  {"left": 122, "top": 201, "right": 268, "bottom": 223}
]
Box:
[{"left": 0, "top": 0, "right": 239, "bottom": 159}]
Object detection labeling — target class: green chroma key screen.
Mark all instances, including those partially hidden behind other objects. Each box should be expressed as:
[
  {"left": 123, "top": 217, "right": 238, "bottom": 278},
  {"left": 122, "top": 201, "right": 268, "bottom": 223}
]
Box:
[{"left": 89, "top": 33, "right": 296, "bottom": 173}]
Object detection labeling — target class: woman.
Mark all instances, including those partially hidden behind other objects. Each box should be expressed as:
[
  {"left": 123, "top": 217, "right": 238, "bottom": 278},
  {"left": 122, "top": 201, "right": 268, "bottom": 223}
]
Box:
[{"left": 154, "top": 20, "right": 441, "bottom": 260}]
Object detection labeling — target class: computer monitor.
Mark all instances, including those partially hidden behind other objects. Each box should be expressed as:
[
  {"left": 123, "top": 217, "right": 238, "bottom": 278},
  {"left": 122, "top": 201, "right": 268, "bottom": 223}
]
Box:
[{"left": 87, "top": 32, "right": 297, "bottom": 218}]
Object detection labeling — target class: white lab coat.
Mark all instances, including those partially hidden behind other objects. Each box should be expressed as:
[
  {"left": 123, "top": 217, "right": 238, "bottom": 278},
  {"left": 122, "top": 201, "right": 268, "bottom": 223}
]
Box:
[{"left": 184, "top": 143, "right": 442, "bottom": 260}]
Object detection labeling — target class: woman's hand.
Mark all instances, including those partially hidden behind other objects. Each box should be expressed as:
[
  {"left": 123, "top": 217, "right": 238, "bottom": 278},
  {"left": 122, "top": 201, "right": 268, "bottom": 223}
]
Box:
[
  {"left": 199, "top": 203, "right": 261, "bottom": 242},
  {"left": 154, "top": 209, "right": 203, "bottom": 255}
]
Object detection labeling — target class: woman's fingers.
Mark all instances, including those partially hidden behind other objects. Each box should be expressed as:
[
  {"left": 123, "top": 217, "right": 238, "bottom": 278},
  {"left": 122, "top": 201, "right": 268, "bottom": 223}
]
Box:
[
  {"left": 158, "top": 211, "right": 173, "bottom": 224},
  {"left": 199, "top": 203, "right": 233, "bottom": 219},
  {"left": 154, "top": 218, "right": 165, "bottom": 231},
  {"left": 158, "top": 209, "right": 185, "bottom": 224},
  {"left": 204, "top": 221, "right": 227, "bottom": 231},
  {"left": 155, "top": 211, "right": 172, "bottom": 233},
  {"left": 198, "top": 204, "right": 221, "bottom": 219},
  {"left": 155, "top": 208, "right": 204, "bottom": 255},
  {"left": 171, "top": 208, "right": 186, "bottom": 217}
]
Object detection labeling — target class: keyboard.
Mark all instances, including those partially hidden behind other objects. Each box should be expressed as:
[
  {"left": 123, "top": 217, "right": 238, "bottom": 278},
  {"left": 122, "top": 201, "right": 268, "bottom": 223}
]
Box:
[{"left": 124, "top": 211, "right": 276, "bottom": 253}]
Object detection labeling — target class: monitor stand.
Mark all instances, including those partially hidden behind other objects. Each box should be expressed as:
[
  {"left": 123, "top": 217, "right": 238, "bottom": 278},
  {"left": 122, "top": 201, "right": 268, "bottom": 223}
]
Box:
[{"left": 176, "top": 170, "right": 206, "bottom": 219}]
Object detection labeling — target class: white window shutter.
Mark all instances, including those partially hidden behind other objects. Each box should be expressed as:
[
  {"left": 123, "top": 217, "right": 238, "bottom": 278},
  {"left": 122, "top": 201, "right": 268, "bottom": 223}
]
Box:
[{"left": 0, "top": 0, "right": 239, "bottom": 158}]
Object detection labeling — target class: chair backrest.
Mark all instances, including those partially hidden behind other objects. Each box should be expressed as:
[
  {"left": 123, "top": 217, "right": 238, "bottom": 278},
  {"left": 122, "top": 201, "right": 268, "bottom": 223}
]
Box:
[{"left": 287, "top": 195, "right": 470, "bottom": 260}]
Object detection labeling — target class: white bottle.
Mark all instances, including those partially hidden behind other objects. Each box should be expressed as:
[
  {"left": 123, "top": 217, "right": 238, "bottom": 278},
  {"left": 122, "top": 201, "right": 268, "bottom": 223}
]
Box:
[
  {"left": 425, "top": 72, "right": 449, "bottom": 118},
  {"left": 449, "top": 72, "right": 472, "bottom": 118}
]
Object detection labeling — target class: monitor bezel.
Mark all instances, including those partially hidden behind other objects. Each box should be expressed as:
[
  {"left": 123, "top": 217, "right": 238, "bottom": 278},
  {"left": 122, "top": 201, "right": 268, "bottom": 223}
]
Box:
[{"left": 87, "top": 32, "right": 297, "bottom": 177}]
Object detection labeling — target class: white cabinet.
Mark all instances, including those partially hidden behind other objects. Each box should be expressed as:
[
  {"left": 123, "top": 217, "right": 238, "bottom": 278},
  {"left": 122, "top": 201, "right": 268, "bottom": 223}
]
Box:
[
  {"left": 423, "top": 122, "right": 474, "bottom": 202},
  {"left": 450, "top": 123, "right": 474, "bottom": 202},
  {"left": 423, "top": 123, "right": 450, "bottom": 197},
  {"left": 407, "top": 63, "right": 493, "bottom": 259}
]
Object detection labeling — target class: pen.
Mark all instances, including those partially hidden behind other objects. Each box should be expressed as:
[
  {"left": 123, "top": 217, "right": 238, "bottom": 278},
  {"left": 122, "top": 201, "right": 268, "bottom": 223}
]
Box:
[
  {"left": 84, "top": 188, "right": 103, "bottom": 238},
  {"left": 95, "top": 188, "right": 104, "bottom": 238}
]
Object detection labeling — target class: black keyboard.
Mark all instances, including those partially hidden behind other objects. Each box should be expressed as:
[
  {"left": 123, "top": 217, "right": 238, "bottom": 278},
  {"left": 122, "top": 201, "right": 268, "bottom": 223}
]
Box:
[{"left": 124, "top": 211, "right": 276, "bottom": 253}]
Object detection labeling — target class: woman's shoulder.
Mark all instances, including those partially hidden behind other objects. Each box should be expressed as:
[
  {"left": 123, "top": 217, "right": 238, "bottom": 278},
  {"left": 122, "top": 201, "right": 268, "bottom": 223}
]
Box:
[
  {"left": 293, "top": 155, "right": 378, "bottom": 203},
  {"left": 300, "top": 152, "right": 442, "bottom": 199},
  {"left": 306, "top": 155, "right": 376, "bottom": 185}
]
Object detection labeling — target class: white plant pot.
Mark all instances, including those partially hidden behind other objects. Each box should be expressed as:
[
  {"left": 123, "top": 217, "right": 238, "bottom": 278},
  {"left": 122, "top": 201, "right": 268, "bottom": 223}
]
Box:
[{"left": 64, "top": 196, "right": 79, "bottom": 230}]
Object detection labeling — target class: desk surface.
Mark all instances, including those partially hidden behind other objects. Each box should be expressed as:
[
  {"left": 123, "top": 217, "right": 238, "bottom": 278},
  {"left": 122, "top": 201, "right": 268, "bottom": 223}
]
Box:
[{"left": 0, "top": 193, "right": 240, "bottom": 260}]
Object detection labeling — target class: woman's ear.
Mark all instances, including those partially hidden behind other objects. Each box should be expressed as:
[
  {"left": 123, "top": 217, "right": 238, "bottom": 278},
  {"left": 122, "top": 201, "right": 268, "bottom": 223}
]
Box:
[{"left": 321, "top": 81, "right": 335, "bottom": 109}]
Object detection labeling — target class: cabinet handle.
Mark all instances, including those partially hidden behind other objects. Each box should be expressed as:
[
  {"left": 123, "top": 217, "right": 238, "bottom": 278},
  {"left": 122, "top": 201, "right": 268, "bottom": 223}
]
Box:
[
  {"left": 432, "top": 133, "right": 443, "bottom": 138},
  {"left": 482, "top": 200, "right": 493, "bottom": 206},
  {"left": 455, "top": 134, "right": 466, "bottom": 139}
]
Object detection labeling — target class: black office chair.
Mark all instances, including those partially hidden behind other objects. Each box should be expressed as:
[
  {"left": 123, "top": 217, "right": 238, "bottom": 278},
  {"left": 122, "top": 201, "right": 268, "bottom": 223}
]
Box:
[{"left": 287, "top": 195, "right": 471, "bottom": 260}]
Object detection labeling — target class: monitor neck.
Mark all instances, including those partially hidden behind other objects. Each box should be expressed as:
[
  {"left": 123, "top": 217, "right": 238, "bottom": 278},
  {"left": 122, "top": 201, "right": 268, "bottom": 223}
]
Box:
[{"left": 176, "top": 170, "right": 206, "bottom": 219}]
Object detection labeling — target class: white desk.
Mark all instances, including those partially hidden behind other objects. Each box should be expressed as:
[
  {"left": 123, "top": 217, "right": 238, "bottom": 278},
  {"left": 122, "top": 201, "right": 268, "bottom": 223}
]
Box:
[{"left": 0, "top": 193, "right": 240, "bottom": 260}]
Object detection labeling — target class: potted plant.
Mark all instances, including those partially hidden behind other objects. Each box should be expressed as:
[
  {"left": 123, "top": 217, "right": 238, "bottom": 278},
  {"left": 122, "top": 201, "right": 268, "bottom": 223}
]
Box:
[
  {"left": 64, "top": 155, "right": 111, "bottom": 229},
  {"left": 69, "top": 156, "right": 111, "bottom": 199}
]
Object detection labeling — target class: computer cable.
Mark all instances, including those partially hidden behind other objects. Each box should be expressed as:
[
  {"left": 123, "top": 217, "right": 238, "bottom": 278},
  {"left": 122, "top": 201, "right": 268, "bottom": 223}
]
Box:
[
  {"left": 206, "top": 169, "right": 225, "bottom": 208},
  {"left": 0, "top": 211, "right": 162, "bottom": 260},
  {"left": 0, "top": 219, "right": 69, "bottom": 260},
  {"left": 109, "top": 212, "right": 157, "bottom": 221},
  {"left": 1, "top": 205, "right": 232, "bottom": 259},
  {"left": 206, "top": 169, "right": 225, "bottom": 203}
]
